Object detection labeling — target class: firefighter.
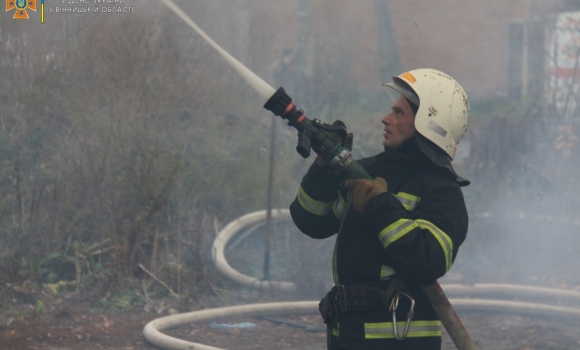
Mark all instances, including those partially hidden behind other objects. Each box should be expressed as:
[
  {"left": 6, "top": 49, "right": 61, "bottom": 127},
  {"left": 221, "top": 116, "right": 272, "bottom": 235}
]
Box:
[{"left": 289, "top": 69, "right": 470, "bottom": 350}]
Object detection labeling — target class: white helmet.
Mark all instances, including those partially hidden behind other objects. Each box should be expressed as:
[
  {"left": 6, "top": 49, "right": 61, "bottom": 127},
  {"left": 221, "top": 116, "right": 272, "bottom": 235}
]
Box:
[{"left": 384, "top": 69, "right": 470, "bottom": 159}]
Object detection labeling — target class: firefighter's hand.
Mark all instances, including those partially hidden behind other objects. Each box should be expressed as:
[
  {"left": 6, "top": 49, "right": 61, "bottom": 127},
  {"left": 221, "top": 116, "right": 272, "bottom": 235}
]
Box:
[
  {"left": 315, "top": 120, "right": 354, "bottom": 170},
  {"left": 343, "top": 177, "right": 388, "bottom": 214}
]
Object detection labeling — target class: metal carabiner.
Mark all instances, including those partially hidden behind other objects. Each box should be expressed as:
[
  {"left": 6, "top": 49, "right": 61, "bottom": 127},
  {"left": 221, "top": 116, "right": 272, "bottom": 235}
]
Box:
[{"left": 389, "top": 291, "right": 416, "bottom": 340}]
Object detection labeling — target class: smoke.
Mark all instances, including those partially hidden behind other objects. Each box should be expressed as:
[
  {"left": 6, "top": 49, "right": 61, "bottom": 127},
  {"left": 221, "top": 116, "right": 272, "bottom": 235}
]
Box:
[
  {"left": 3, "top": 0, "right": 580, "bottom": 298},
  {"left": 158, "top": 0, "right": 580, "bottom": 290}
]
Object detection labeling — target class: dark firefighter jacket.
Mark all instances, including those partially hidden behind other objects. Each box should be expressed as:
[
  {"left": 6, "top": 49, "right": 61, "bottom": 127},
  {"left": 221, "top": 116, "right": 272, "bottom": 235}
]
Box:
[{"left": 289, "top": 137, "right": 469, "bottom": 350}]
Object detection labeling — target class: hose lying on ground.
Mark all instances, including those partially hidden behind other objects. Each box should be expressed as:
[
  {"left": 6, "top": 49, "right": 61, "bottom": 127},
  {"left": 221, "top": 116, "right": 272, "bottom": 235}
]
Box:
[
  {"left": 144, "top": 209, "right": 580, "bottom": 350},
  {"left": 143, "top": 297, "right": 580, "bottom": 350}
]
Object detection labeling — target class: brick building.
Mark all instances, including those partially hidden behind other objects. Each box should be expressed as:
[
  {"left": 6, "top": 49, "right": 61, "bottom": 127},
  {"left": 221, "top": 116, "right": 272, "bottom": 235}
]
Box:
[{"left": 245, "top": 0, "right": 574, "bottom": 100}]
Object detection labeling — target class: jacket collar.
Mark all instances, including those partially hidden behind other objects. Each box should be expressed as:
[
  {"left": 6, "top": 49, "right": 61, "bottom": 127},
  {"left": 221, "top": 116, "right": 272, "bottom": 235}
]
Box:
[{"left": 381, "top": 135, "right": 470, "bottom": 187}]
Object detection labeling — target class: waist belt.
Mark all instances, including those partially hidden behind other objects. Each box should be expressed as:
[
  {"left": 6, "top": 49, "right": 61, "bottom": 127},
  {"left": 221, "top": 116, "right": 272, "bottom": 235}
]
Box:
[
  {"left": 319, "top": 277, "right": 420, "bottom": 342},
  {"left": 332, "top": 284, "right": 391, "bottom": 313},
  {"left": 319, "top": 277, "right": 403, "bottom": 322}
]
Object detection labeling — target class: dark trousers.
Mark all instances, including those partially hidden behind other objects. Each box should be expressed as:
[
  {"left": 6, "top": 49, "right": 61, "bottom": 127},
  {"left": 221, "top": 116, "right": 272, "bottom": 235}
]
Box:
[{"left": 333, "top": 337, "right": 441, "bottom": 350}]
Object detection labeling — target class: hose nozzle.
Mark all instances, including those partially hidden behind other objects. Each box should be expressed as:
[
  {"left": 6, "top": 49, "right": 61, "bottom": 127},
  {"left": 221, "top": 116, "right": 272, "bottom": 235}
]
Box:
[{"left": 263, "top": 87, "right": 306, "bottom": 127}]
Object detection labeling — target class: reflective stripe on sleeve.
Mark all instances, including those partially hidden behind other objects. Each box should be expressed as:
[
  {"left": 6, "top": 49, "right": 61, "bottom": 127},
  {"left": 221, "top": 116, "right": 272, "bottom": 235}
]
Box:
[
  {"left": 380, "top": 265, "right": 396, "bottom": 281},
  {"left": 394, "top": 192, "right": 421, "bottom": 211},
  {"left": 415, "top": 219, "right": 454, "bottom": 271},
  {"left": 296, "top": 185, "right": 333, "bottom": 216},
  {"left": 331, "top": 191, "right": 346, "bottom": 219},
  {"left": 365, "top": 320, "right": 441, "bottom": 339},
  {"left": 378, "top": 219, "right": 418, "bottom": 249}
]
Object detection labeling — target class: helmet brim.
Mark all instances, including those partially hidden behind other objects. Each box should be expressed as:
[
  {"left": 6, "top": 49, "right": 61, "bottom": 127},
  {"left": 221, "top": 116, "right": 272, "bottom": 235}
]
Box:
[{"left": 382, "top": 81, "right": 420, "bottom": 106}]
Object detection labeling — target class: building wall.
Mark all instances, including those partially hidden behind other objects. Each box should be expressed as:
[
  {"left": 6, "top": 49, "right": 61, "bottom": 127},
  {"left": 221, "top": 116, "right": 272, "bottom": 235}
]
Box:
[
  {"left": 246, "top": 0, "right": 547, "bottom": 99},
  {"left": 387, "top": 0, "right": 528, "bottom": 98}
]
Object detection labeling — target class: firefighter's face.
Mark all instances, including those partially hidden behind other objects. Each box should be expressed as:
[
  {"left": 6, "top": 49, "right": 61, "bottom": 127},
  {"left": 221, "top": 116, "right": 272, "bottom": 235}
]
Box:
[{"left": 381, "top": 95, "right": 417, "bottom": 149}]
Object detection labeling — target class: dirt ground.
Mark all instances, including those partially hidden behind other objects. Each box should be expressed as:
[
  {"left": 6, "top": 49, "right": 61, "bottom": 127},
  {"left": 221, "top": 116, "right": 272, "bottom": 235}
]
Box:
[
  {"left": 2, "top": 294, "right": 580, "bottom": 350},
  {"left": 0, "top": 298, "right": 158, "bottom": 350}
]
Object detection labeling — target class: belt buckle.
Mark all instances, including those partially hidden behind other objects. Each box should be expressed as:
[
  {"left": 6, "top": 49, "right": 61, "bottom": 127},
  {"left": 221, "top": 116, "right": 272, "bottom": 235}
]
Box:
[{"left": 333, "top": 285, "right": 348, "bottom": 313}]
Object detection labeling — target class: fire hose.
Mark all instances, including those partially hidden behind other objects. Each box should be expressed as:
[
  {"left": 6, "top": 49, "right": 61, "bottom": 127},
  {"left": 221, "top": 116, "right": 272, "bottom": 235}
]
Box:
[{"left": 158, "top": 0, "right": 476, "bottom": 348}]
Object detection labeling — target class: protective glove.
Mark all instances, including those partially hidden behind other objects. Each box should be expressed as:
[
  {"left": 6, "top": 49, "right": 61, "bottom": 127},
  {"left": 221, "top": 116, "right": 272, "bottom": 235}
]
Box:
[
  {"left": 342, "top": 177, "right": 388, "bottom": 214},
  {"left": 315, "top": 120, "right": 354, "bottom": 173}
]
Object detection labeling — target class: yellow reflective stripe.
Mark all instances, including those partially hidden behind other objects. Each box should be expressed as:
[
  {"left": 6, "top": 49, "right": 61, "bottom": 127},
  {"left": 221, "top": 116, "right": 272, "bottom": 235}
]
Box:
[
  {"left": 365, "top": 320, "right": 441, "bottom": 339},
  {"left": 332, "top": 323, "right": 339, "bottom": 336},
  {"left": 380, "top": 265, "right": 396, "bottom": 281},
  {"left": 331, "top": 191, "right": 346, "bottom": 219},
  {"left": 296, "top": 185, "right": 333, "bottom": 216},
  {"left": 378, "top": 217, "right": 453, "bottom": 271},
  {"left": 378, "top": 219, "right": 418, "bottom": 249},
  {"left": 394, "top": 192, "right": 421, "bottom": 211},
  {"left": 415, "top": 219, "right": 454, "bottom": 271}
]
